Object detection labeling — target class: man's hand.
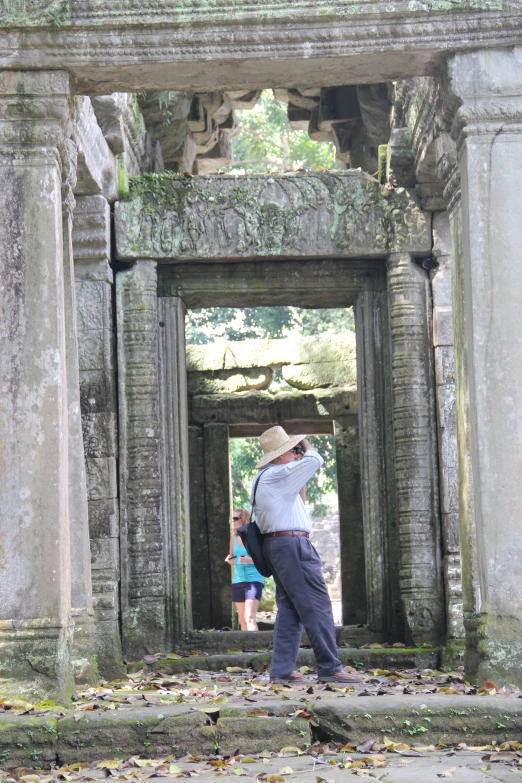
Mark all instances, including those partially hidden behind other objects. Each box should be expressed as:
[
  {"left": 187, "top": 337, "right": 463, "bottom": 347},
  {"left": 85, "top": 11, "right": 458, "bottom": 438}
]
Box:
[{"left": 299, "top": 438, "right": 312, "bottom": 452}]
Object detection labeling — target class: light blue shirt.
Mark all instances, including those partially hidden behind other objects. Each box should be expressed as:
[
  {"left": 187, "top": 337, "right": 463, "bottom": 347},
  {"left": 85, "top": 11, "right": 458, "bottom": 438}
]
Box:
[
  {"left": 231, "top": 536, "right": 264, "bottom": 584},
  {"left": 251, "top": 450, "right": 324, "bottom": 534}
]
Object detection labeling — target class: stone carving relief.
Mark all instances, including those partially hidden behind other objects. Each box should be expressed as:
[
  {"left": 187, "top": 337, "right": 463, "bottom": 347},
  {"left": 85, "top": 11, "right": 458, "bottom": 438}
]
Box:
[{"left": 116, "top": 171, "right": 430, "bottom": 260}]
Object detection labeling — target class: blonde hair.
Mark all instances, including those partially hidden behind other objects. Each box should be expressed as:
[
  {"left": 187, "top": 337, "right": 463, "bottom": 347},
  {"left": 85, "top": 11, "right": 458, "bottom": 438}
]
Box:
[{"left": 234, "top": 508, "right": 251, "bottom": 525}]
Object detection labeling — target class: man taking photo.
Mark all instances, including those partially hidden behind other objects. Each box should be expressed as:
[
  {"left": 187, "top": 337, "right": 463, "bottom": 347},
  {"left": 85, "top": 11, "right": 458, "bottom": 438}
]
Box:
[{"left": 251, "top": 425, "right": 363, "bottom": 684}]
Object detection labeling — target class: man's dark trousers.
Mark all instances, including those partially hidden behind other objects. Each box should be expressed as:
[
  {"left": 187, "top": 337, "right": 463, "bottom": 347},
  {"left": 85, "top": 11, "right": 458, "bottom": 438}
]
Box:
[{"left": 263, "top": 535, "right": 342, "bottom": 679}]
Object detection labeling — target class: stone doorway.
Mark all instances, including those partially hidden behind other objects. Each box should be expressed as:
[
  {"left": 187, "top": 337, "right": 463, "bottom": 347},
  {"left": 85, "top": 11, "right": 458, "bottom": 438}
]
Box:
[
  {"left": 183, "top": 305, "right": 362, "bottom": 633},
  {"left": 115, "top": 170, "right": 445, "bottom": 661}
]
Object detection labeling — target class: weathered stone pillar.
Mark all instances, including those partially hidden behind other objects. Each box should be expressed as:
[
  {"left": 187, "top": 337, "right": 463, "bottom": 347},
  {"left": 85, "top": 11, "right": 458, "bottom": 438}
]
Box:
[
  {"left": 355, "top": 289, "right": 401, "bottom": 638},
  {"left": 117, "top": 261, "right": 166, "bottom": 658},
  {"left": 444, "top": 48, "right": 522, "bottom": 683},
  {"left": 189, "top": 426, "right": 212, "bottom": 630},
  {"left": 431, "top": 214, "right": 464, "bottom": 645},
  {"left": 158, "top": 297, "right": 192, "bottom": 643},
  {"left": 334, "top": 416, "right": 366, "bottom": 625},
  {"left": 203, "top": 423, "right": 232, "bottom": 630},
  {"left": 73, "top": 194, "right": 124, "bottom": 677},
  {"left": 387, "top": 252, "right": 445, "bottom": 645},
  {"left": 0, "top": 71, "right": 74, "bottom": 701},
  {"left": 62, "top": 145, "right": 96, "bottom": 684}
]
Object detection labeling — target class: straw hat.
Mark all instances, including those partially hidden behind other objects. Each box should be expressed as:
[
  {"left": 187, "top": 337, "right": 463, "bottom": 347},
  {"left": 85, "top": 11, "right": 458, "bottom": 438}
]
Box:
[{"left": 256, "top": 425, "right": 305, "bottom": 469}]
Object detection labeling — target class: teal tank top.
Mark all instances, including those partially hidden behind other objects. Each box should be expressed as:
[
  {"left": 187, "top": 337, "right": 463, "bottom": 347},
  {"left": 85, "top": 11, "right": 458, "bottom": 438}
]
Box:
[{"left": 231, "top": 535, "right": 264, "bottom": 584}]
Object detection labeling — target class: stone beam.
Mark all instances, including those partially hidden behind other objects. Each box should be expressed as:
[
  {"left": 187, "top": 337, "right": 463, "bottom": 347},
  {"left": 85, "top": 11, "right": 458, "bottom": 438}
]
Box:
[
  {"left": 190, "top": 389, "right": 357, "bottom": 426},
  {"left": 187, "top": 334, "right": 356, "bottom": 374},
  {"left": 159, "top": 259, "right": 384, "bottom": 309},
  {"left": 0, "top": 5, "right": 520, "bottom": 94},
  {"left": 228, "top": 422, "right": 334, "bottom": 438},
  {"left": 72, "top": 98, "right": 118, "bottom": 202},
  {"left": 116, "top": 171, "right": 431, "bottom": 262}
]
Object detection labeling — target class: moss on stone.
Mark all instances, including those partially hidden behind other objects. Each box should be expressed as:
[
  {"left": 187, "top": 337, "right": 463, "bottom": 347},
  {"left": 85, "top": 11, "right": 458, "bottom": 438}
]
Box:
[{"left": 0, "top": 0, "right": 69, "bottom": 27}]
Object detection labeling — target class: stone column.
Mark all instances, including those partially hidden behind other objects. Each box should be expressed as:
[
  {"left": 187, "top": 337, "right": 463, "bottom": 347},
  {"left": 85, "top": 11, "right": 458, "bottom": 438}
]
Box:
[
  {"left": 444, "top": 48, "right": 522, "bottom": 684},
  {"left": 158, "top": 297, "right": 192, "bottom": 644},
  {"left": 387, "top": 252, "right": 445, "bottom": 646},
  {"left": 334, "top": 416, "right": 366, "bottom": 625},
  {"left": 73, "top": 194, "right": 124, "bottom": 677},
  {"left": 189, "top": 426, "right": 212, "bottom": 630},
  {"left": 0, "top": 71, "right": 74, "bottom": 701},
  {"left": 355, "top": 289, "right": 401, "bottom": 638},
  {"left": 203, "top": 423, "right": 232, "bottom": 630},
  {"left": 431, "top": 214, "right": 464, "bottom": 645},
  {"left": 117, "top": 261, "right": 166, "bottom": 659},
  {"left": 62, "top": 144, "right": 96, "bottom": 684}
]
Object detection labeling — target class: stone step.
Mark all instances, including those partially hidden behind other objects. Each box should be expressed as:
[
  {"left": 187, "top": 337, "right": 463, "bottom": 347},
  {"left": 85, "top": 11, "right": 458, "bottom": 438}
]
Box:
[
  {"left": 183, "top": 626, "right": 386, "bottom": 653},
  {"left": 1, "top": 695, "right": 522, "bottom": 769},
  {"left": 130, "top": 647, "right": 440, "bottom": 675}
]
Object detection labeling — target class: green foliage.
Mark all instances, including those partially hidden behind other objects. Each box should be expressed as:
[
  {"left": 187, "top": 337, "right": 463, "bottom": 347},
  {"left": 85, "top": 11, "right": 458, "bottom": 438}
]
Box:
[
  {"left": 229, "top": 435, "right": 338, "bottom": 517},
  {"left": 223, "top": 91, "right": 338, "bottom": 175},
  {"left": 258, "top": 578, "right": 276, "bottom": 611},
  {"left": 186, "top": 306, "right": 354, "bottom": 345}
]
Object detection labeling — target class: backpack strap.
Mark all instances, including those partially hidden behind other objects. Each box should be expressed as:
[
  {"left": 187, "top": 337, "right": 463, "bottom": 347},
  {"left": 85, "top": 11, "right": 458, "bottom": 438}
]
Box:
[{"left": 251, "top": 467, "right": 270, "bottom": 515}]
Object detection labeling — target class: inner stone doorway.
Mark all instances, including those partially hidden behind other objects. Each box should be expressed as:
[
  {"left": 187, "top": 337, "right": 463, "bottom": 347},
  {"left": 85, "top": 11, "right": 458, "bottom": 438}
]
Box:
[{"left": 184, "top": 302, "right": 364, "bottom": 634}]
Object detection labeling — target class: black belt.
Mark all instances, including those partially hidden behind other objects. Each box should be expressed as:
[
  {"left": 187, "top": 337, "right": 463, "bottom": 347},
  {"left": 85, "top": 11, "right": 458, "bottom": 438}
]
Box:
[{"left": 266, "top": 530, "right": 309, "bottom": 538}]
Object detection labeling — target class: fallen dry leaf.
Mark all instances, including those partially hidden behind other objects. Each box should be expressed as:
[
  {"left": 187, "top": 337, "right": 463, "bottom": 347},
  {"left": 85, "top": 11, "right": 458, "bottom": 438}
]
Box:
[{"left": 437, "top": 767, "right": 456, "bottom": 778}]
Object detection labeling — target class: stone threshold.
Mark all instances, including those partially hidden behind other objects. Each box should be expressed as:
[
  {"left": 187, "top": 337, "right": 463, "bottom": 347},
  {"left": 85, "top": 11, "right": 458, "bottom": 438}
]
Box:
[
  {"left": 128, "top": 647, "right": 440, "bottom": 675},
  {"left": 1, "top": 695, "right": 522, "bottom": 770},
  {"left": 183, "top": 626, "right": 387, "bottom": 652}
]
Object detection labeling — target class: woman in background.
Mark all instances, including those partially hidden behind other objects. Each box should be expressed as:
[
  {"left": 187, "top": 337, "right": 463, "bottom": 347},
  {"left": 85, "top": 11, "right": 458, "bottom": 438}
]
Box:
[{"left": 225, "top": 508, "right": 264, "bottom": 631}]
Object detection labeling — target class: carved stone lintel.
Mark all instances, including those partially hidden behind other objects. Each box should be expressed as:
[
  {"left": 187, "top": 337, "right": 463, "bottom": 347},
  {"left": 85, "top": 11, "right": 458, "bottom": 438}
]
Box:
[{"left": 116, "top": 171, "right": 431, "bottom": 261}]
